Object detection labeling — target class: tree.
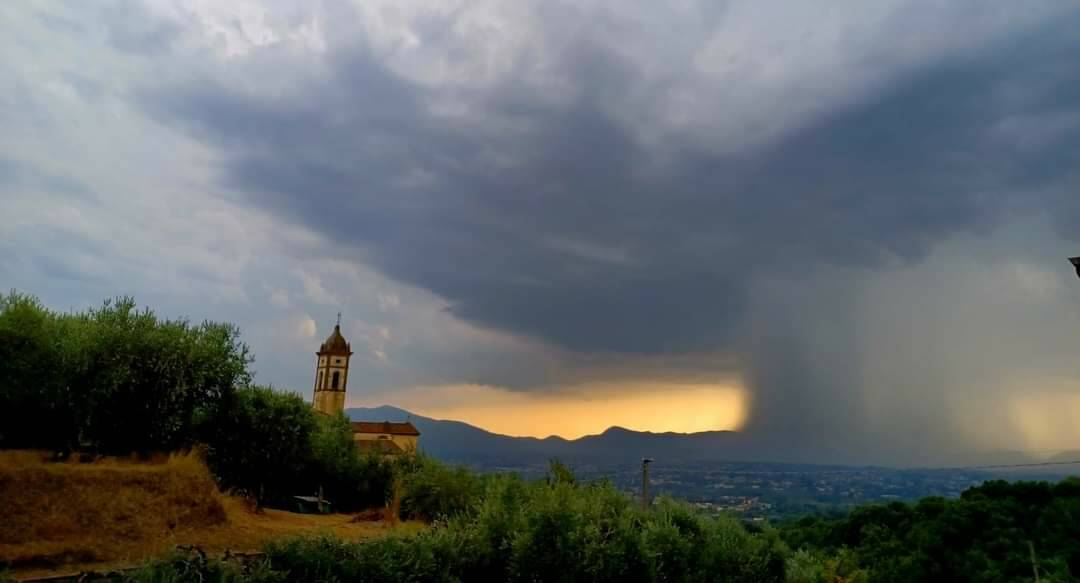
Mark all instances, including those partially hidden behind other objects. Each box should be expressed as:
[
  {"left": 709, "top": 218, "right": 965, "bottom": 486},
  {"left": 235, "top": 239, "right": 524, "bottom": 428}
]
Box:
[
  {"left": 0, "top": 292, "right": 78, "bottom": 451},
  {"left": 200, "top": 385, "right": 316, "bottom": 507},
  {"left": 306, "top": 412, "right": 394, "bottom": 511},
  {"left": 0, "top": 291, "right": 252, "bottom": 455}
]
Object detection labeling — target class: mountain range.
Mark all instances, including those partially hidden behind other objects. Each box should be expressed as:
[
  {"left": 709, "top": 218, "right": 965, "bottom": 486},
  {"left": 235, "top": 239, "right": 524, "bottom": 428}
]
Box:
[
  {"left": 349, "top": 405, "right": 753, "bottom": 467},
  {"left": 347, "top": 406, "right": 1075, "bottom": 470}
]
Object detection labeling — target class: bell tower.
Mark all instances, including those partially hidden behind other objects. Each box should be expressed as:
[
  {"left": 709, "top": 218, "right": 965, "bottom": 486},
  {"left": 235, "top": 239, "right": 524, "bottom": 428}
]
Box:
[{"left": 312, "top": 314, "right": 352, "bottom": 415}]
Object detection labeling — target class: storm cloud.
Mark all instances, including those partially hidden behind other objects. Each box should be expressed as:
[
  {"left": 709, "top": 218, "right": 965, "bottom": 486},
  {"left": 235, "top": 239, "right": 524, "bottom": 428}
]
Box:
[{"left": 7, "top": 0, "right": 1080, "bottom": 463}]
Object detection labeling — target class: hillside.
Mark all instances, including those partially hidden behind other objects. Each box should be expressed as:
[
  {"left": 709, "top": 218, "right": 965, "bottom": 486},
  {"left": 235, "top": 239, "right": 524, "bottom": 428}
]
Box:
[{"left": 0, "top": 451, "right": 419, "bottom": 577}]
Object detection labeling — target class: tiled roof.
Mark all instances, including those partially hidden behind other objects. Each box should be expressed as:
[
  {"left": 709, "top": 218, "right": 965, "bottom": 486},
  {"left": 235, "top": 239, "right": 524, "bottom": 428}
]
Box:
[
  {"left": 319, "top": 324, "right": 352, "bottom": 355},
  {"left": 351, "top": 420, "right": 421, "bottom": 436}
]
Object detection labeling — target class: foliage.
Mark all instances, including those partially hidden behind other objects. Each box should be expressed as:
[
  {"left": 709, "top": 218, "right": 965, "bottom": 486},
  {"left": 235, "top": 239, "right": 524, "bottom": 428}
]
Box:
[
  {"left": 0, "top": 290, "right": 394, "bottom": 509},
  {"left": 393, "top": 453, "right": 486, "bottom": 521},
  {"left": 14, "top": 289, "right": 1080, "bottom": 582},
  {"left": 784, "top": 549, "right": 869, "bottom": 583},
  {"left": 779, "top": 478, "right": 1080, "bottom": 582},
  {"left": 0, "top": 291, "right": 250, "bottom": 455},
  {"left": 252, "top": 464, "right": 788, "bottom": 583},
  {"left": 0, "top": 291, "right": 84, "bottom": 451},
  {"left": 306, "top": 413, "right": 396, "bottom": 512},
  {"left": 199, "top": 386, "right": 316, "bottom": 505},
  {"left": 546, "top": 458, "right": 577, "bottom": 486},
  {"left": 124, "top": 548, "right": 283, "bottom": 583}
]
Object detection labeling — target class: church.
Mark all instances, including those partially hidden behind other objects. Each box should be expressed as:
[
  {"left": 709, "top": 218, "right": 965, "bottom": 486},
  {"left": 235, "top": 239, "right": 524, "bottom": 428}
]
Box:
[{"left": 311, "top": 320, "right": 420, "bottom": 455}]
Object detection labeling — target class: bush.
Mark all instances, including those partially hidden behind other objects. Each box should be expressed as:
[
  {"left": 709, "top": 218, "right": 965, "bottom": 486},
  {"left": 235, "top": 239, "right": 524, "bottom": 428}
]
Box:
[
  {"left": 307, "top": 413, "right": 396, "bottom": 512},
  {"left": 0, "top": 290, "right": 401, "bottom": 513},
  {"left": 779, "top": 478, "right": 1080, "bottom": 582},
  {"left": 0, "top": 291, "right": 250, "bottom": 455},
  {"left": 199, "top": 386, "right": 315, "bottom": 505},
  {"left": 127, "top": 459, "right": 800, "bottom": 582},
  {"left": 395, "top": 454, "right": 485, "bottom": 521},
  {"left": 0, "top": 292, "right": 86, "bottom": 451},
  {"left": 125, "top": 548, "right": 283, "bottom": 583},
  {"left": 255, "top": 464, "right": 788, "bottom": 583}
]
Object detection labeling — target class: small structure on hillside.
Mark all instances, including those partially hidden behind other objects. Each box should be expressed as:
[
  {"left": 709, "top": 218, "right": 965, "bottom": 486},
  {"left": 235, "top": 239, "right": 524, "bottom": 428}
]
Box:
[{"left": 310, "top": 317, "right": 420, "bottom": 455}]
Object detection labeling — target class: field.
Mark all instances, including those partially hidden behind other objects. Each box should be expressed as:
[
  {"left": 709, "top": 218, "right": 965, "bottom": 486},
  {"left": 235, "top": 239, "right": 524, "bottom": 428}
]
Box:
[{"left": 0, "top": 451, "right": 421, "bottom": 578}]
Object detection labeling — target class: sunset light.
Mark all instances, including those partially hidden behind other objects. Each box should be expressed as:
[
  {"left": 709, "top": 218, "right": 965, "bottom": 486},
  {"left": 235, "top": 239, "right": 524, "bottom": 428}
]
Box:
[{"left": 353, "top": 381, "right": 748, "bottom": 439}]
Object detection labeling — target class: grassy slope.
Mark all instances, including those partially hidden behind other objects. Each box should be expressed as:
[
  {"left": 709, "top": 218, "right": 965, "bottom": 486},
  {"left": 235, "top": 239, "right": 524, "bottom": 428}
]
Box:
[{"left": 0, "top": 451, "right": 421, "bottom": 578}]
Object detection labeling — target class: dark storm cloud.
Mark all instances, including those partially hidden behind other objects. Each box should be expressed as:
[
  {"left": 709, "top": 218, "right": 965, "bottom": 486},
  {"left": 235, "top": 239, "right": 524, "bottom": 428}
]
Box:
[
  {"left": 146, "top": 15, "right": 1080, "bottom": 359},
  {"left": 135, "top": 5, "right": 1080, "bottom": 462}
]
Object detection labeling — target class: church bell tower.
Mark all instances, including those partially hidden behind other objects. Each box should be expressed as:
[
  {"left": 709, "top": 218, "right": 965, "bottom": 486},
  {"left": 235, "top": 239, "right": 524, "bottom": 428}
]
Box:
[{"left": 312, "top": 315, "right": 352, "bottom": 415}]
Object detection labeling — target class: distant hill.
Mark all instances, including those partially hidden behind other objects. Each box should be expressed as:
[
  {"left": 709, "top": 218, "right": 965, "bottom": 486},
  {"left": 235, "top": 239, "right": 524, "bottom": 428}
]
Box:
[
  {"left": 347, "top": 406, "right": 1061, "bottom": 471},
  {"left": 347, "top": 405, "right": 756, "bottom": 466}
]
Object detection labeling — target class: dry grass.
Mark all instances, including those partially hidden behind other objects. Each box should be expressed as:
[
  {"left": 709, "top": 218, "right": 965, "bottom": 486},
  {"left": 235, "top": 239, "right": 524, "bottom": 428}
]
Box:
[{"left": 0, "top": 451, "right": 422, "bottom": 578}]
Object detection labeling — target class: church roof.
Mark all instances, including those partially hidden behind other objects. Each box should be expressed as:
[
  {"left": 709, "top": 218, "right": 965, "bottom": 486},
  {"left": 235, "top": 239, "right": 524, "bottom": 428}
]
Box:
[
  {"left": 319, "top": 324, "right": 352, "bottom": 355},
  {"left": 351, "top": 421, "right": 421, "bottom": 436}
]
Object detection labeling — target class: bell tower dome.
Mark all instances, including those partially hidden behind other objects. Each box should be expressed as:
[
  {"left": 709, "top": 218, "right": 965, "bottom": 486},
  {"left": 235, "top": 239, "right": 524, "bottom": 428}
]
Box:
[{"left": 312, "top": 315, "right": 352, "bottom": 415}]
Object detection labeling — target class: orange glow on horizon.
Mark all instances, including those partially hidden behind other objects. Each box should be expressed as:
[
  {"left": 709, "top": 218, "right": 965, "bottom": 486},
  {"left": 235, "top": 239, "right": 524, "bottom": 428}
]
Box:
[{"left": 353, "top": 381, "right": 748, "bottom": 439}]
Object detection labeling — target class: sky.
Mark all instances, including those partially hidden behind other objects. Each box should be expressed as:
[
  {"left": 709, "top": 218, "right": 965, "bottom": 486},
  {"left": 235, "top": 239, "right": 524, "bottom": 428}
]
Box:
[{"left": 2, "top": 1, "right": 1080, "bottom": 464}]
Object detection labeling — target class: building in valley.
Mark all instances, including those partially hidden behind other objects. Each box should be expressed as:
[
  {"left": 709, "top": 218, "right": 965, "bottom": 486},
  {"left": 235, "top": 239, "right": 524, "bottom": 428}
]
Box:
[{"left": 311, "top": 318, "right": 420, "bottom": 454}]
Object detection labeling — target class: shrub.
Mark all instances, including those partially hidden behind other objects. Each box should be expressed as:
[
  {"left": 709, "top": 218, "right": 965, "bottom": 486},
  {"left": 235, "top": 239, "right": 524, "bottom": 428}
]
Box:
[
  {"left": 395, "top": 454, "right": 485, "bottom": 521},
  {"left": 125, "top": 548, "right": 283, "bottom": 583},
  {"left": 0, "top": 291, "right": 250, "bottom": 455},
  {"left": 779, "top": 478, "right": 1080, "bottom": 582},
  {"left": 199, "top": 386, "right": 315, "bottom": 505},
  {"left": 256, "top": 464, "right": 788, "bottom": 583}
]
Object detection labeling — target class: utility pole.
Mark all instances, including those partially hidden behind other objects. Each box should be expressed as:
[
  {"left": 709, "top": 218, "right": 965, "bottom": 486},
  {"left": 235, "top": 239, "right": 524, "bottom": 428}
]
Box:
[
  {"left": 641, "top": 457, "right": 654, "bottom": 511},
  {"left": 1029, "top": 540, "right": 1040, "bottom": 583}
]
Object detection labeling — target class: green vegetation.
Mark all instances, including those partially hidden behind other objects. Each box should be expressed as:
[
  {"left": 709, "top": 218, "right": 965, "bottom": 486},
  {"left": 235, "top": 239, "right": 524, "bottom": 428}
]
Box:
[
  {"left": 131, "top": 465, "right": 788, "bottom": 583},
  {"left": 0, "top": 291, "right": 382, "bottom": 510},
  {"left": 0, "top": 292, "right": 249, "bottom": 454},
  {"left": 6, "top": 290, "right": 1080, "bottom": 581},
  {"left": 0, "top": 291, "right": 497, "bottom": 518},
  {"left": 780, "top": 478, "right": 1080, "bottom": 582},
  {"left": 125, "top": 548, "right": 281, "bottom": 583},
  {"left": 124, "top": 469, "right": 1080, "bottom": 582},
  {"left": 199, "top": 385, "right": 318, "bottom": 505}
]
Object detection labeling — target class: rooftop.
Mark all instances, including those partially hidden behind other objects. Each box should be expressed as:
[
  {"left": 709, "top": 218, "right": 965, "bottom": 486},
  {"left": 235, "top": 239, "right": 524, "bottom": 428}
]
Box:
[
  {"left": 351, "top": 420, "right": 421, "bottom": 436},
  {"left": 319, "top": 324, "right": 352, "bottom": 355}
]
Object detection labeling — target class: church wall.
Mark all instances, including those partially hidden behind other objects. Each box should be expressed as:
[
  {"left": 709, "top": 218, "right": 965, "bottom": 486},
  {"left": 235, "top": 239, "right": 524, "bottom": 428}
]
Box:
[{"left": 394, "top": 435, "right": 418, "bottom": 451}]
